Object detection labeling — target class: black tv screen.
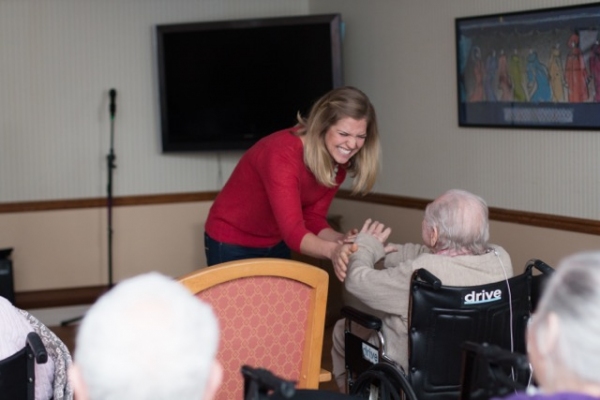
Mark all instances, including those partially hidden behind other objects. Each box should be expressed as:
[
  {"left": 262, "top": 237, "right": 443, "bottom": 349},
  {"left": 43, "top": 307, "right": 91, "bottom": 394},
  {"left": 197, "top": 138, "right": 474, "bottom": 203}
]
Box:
[{"left": 156, "top": 14, "right": 343, "bottom": 152}]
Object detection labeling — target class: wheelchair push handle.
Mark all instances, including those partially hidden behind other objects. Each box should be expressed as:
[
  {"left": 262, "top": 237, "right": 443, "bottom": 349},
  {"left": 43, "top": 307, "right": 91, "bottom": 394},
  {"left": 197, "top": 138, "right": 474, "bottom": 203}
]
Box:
[
  {"left": 26, "top": 332, "right": 48, "bottom": 364},
  {"left": 525, "top": 259, "right": 555, "bottom": 276},
  {"left": 415, "top": 268, "right": 442, "bottom": 289}
]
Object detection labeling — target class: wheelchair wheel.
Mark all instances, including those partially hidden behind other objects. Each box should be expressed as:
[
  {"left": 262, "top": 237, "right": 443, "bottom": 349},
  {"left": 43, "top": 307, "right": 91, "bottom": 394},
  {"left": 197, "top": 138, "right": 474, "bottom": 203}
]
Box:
[{"left": 349, "top": 362, "right": 417, "bottom": 400}]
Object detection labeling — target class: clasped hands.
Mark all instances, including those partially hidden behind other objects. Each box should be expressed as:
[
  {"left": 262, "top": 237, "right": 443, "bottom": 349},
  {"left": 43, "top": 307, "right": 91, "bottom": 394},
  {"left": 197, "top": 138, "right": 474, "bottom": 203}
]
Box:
[{"left": 332, "top": 218, "right": 396, "bottom": 282}]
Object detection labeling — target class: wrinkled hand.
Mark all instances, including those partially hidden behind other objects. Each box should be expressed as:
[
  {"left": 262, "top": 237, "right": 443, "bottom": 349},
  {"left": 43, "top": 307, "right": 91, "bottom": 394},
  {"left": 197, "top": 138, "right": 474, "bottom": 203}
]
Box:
[
  {"left": 332, "top": 242, "right": 358, "bottom": 282},
  {"left": 359, "top": 219, "right": 397, "bottom": 255},
  {"left": 360, "top": 219, "right": 391, "bottom": 242}
]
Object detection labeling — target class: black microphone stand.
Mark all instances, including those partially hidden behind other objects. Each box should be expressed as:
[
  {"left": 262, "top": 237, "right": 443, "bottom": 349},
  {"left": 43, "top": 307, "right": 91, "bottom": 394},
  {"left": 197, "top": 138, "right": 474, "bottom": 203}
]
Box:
[
  {"left": 61, "top": 89, "right": 116, "bottom": 326},
  {"left": 106, "top": 89, "right": 117, "bottom": 290}
]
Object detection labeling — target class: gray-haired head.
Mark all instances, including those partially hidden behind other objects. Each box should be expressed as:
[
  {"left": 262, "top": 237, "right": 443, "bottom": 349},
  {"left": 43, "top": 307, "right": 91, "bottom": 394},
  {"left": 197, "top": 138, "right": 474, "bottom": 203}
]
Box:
[
  {"left": 423, "top": 189, "right": 490, "bottom": 255},
  {"left": 530, "top": 251, "right": 600, "bottom": 388},
  {"left": 73, "top": 272, "right": 220, "bottom": 400}
]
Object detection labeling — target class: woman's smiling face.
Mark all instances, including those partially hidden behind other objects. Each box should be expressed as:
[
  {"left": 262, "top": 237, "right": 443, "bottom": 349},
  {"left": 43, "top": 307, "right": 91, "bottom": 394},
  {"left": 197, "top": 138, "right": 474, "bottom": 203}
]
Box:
[{"left": 324, "top": 117, "right": 367, "bottom": 165}]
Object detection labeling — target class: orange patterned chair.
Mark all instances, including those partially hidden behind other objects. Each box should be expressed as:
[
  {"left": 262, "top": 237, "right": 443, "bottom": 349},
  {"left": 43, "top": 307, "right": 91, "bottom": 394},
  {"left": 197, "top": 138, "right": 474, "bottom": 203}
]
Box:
[{"left": 178, "top": 258, "right": 330, "bottom": 400}]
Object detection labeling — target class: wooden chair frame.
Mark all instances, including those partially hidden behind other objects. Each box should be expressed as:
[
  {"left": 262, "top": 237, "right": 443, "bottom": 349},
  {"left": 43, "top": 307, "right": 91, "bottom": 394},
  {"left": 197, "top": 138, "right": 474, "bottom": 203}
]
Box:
[{"left": 178, "top": 258, "right": 329, "bottom": 389}]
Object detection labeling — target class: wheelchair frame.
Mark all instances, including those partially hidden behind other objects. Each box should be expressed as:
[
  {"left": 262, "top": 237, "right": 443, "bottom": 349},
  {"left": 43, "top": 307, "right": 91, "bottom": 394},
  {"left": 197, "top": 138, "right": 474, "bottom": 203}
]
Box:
[
  {"left": 343, "top": 307, "right": 417, "bottom": 400},
  {"left": 342, "top": 259, "right": 554, "bottom": 400}
]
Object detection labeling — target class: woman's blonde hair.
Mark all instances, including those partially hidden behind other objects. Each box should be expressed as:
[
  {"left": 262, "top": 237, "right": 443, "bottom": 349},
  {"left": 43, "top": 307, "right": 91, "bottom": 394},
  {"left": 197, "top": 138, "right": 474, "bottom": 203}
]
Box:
[{"left": 296, "top": 86, "right": 380, "bottom": 195}]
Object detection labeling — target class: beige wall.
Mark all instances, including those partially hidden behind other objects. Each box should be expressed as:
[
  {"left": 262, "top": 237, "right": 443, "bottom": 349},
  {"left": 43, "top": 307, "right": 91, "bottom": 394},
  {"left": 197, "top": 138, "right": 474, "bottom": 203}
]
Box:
[
  {"left": 0, "top": 202, "right": 212, "bottom": 291},
  {"left": 0, "top": 0, "right": 308, "bottom": 204},
  {"left": 311, "top": 0, "right": 600, "bottom": 220},
  {"left": 3, "top": 0, "right": 599, "bottom": 220},
  {"left": 3, "top": 198, "right": 599, "bottom": 292},
  {"left": 2, "top": 0, "right": 600, "bottom": 293}
]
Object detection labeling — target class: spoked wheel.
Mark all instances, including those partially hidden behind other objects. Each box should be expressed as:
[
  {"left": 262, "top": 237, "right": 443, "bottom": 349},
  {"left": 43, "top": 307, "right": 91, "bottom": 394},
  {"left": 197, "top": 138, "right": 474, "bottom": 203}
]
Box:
[{"left": 349, "top": 363, "right": 417, "bottom": 400}]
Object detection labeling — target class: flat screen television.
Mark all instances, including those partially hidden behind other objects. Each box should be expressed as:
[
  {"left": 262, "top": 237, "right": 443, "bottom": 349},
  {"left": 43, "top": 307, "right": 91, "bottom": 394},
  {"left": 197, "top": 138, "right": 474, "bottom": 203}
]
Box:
[{"left": 156, "top": 13, "right": 344, "bottom": 152}]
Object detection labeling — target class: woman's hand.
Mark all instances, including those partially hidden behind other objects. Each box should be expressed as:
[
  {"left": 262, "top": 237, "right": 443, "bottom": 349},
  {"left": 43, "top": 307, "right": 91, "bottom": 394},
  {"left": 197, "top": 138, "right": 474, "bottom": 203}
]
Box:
[
  {"left": 332, "top": 242, "right": 358, "bottom": 282},
  {"left": 340, "top": 228, "right": 359, "bottom": 244}
]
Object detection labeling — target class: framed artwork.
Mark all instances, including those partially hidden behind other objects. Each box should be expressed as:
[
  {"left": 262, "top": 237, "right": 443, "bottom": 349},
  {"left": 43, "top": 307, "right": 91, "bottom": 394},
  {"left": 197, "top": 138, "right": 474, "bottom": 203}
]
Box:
[{"left": 456, "top": 2, "right": 600, "bottom": 129}]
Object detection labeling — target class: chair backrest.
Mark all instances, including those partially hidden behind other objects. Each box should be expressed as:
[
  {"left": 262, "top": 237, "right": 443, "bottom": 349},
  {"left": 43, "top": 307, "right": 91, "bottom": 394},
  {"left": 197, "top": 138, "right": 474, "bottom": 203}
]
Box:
[
  {"left": 178, "top": 258, "right": 329, "bottom": 400},
  {"left": 407, "top": 268, "right": 533, "bottom": 400},
  {"left": 0, "top": 332, "right": 48, "bottom": 400}
]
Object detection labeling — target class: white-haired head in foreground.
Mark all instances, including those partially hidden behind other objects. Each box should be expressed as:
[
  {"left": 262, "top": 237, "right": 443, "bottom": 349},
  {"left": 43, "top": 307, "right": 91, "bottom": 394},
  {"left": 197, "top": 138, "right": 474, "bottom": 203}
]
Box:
[
  {"left": 527, "top": 251, "right": 600, "bottom": 395},
  {"left": 69, "top": 272, "right": 222, "bottom": 400}
]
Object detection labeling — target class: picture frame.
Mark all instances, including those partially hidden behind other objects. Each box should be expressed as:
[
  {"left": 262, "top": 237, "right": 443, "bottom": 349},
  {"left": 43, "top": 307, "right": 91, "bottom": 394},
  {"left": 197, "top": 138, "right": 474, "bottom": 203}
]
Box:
[{"left": 456, "top": 2, "right": 600, "bottom": 129}]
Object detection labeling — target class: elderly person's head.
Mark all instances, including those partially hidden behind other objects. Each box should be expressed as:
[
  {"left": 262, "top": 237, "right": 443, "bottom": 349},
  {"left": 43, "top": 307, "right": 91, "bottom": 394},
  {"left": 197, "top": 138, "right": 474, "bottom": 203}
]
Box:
[
  {"left": 421, "top": 189, "right": 490, "bottom": 256},
  {"left": 69, "top": 272, "right": 222, "bottom": 400},
  {"left": 527, "top": 251, "right": 600, "bottom": 395}
]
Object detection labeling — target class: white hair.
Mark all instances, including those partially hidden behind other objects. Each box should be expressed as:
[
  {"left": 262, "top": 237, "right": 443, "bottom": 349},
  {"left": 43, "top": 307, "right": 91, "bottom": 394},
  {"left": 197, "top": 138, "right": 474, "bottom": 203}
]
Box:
[
  {"left": 423, "top": 189, "right": 489, "bottom": 254},
  {"left": 532, "top": 251, "right": 600, "bottom": 386},
  {"left": 74, "top": 272, "right": 219, "bottom": 400}
]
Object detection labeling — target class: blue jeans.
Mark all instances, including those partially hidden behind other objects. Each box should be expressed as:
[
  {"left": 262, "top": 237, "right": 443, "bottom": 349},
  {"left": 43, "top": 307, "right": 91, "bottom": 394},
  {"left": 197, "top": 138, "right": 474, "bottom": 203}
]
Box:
[{"left": 204, "top": 232, "right": 291, "bottom": 266}]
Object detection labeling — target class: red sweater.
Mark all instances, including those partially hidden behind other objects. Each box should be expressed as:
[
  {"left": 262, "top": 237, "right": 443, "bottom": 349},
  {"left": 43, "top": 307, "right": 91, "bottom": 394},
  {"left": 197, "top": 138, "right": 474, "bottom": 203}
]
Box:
[{"left": 205, "top": 127, "right": 346, "bottom": 252}]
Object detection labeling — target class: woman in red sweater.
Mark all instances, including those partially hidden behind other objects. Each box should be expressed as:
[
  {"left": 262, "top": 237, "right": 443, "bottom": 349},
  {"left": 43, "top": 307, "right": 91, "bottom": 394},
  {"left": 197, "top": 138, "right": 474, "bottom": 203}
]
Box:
[{"left": 204, "top": 86, "right": 381, "bottom": 281}]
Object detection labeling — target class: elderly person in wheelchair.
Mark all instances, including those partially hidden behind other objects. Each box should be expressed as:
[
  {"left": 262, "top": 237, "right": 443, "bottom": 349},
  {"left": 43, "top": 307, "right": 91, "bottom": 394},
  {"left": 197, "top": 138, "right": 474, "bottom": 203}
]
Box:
[{"left": 331, "top": 189, "right": 514, "bottom": 393}]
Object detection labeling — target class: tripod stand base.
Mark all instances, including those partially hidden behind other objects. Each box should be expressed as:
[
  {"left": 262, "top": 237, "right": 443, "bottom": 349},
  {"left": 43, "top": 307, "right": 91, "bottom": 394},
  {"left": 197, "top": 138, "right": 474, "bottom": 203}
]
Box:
[{"left": 56, "top": 285, "right": 110, "bottom": 326}]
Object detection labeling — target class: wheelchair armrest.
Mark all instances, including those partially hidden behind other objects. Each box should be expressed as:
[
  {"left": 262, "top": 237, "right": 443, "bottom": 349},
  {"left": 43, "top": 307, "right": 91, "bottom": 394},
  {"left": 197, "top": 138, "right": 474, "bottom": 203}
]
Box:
[
  {"left": 461, "top": 341, "right": 530, "bottom": 396},
  {"left": 414, "top": 268, "right": 442, "bottom": 289},
  {"left": 26, "top": 332, "right": 48, "bottom": 364},
  {"left": 241, "top": 365, "right": 296, "bottom": 399},
  {"left": 461, "top": 341, "right": 529, "bottom": 370},
  {"left": 341, "top": 306, "right": 382, "bottom": 330}
]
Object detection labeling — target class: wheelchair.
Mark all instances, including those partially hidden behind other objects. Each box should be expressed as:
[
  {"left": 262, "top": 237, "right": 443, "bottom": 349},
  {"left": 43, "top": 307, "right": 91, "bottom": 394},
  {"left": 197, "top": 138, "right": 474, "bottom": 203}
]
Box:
[
  {"left": 0, "top": 331, "right": 48, "bottom": 400},
  {"left": 459, "top": 341, "right": 531, "bottom": 400},
  {"left": 342, "top": 259, "right": 554, "bottom": 400},
  {"left": 242, "top": 365, "right": 361, "bottom": 400}
]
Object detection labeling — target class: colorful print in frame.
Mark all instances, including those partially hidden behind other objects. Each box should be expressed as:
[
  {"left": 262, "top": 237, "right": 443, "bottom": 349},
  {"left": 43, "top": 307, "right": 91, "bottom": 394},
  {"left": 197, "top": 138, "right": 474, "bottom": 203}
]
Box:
[{"left": 456, "top": 2, "right": 600, "bottom": 129}]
